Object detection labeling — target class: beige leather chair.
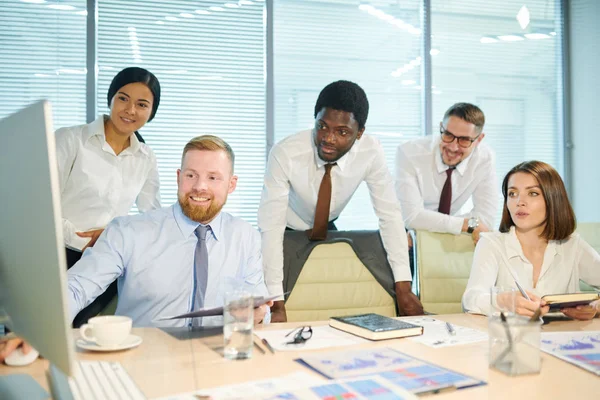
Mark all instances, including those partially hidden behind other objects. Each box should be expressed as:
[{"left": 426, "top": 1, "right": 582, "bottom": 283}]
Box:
[
  {"left": 285, "top": 242, "right": 397, "bottom": 322},
  {"left": 413, "top": 230, "right": 475, "bottom": 314},
  {"left": 576, "top": 222, "right": 600, "bottom": 292}
]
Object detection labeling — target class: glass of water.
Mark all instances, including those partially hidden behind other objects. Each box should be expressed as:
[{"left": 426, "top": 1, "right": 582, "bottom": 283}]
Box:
[{"left": 223, "top": 290, "right": 254, "bottom": 360}]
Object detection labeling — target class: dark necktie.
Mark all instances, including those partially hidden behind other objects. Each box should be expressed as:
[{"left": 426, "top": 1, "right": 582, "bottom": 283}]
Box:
[
  {"left": 308, "top": 163, "right": 335, "bottom": 241},
  {"left": 438, "top": 168, "right": 454, "bottom": 215},
  {"left": 193, "top": 225, "right": 210, "bottom": 320}
]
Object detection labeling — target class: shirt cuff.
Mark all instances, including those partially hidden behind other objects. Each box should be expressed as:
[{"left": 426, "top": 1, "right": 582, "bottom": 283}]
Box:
[
  {"left": 448, "top": 215, "right": 465, "bottom": 236},
  {"left": 266, "top": 283, "right": 285, "bottom": 301}
]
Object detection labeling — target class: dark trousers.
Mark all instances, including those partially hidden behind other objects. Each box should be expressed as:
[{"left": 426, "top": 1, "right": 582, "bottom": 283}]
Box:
[{"left": 66, "top": 248, "right": 118, "bottom": 328}]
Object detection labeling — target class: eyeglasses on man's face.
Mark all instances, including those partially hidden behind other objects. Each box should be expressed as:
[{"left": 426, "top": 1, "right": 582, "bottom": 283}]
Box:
[
  {"left": 285, "top": 326, "right": 313, "bottom": 345},
  {"left": 440, "top": 125, "right": 480, "bottom": 148}
]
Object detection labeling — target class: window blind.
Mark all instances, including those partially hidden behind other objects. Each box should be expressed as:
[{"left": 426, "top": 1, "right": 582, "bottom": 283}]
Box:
[
  {"left": 273, "top": 0, "right": 423, "bottom": 229},
  {"left": 97, "top": 0, "right": 266, "bottom": 224},
  {"left": 431, "top": 0, "right": 564, "bottom": 225},
  {"left": 0, "top": 0, "right": 86, "bottom": 128}
]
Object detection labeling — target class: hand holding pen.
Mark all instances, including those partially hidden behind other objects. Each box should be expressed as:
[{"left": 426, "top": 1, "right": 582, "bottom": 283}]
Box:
[{"left": 513, "top": 280, "right": 549, "bottom": 317}]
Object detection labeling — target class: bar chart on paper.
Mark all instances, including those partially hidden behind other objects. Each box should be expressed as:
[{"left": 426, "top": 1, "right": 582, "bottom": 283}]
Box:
[{"left": 541, "top": 331, "right": 600, "bottom": 375}]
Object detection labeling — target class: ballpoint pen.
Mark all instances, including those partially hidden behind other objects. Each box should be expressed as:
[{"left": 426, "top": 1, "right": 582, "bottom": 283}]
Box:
[
  {"left": 514, "top": 279, "right": 531, "bottom": 301},
  {"left": 253, "top": 341, "right": 266, "bottom": 354},
  {"left": 445, "top": 322, "right": 456, "bottom": 336},
  {"left": 262, "top": 338, "right": 275, "bottom": 354}
]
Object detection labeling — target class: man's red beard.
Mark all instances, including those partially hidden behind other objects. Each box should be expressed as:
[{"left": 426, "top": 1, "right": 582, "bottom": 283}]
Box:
[{"left": 179, "top": 191, "right": 225, "bottom": 223}]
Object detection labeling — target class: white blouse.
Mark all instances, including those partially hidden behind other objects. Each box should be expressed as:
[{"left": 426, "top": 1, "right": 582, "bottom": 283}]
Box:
[
  {"left": 56, "top": 115, "right": 161, "bottom": 251},
  {"left": 462, "top": 226, "right": 600, "bottom": 315}
]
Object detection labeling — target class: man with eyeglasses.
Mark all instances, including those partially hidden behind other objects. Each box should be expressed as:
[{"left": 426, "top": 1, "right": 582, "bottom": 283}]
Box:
[{"left": 395, "top": 102, "right": 498, "bottom": 251}]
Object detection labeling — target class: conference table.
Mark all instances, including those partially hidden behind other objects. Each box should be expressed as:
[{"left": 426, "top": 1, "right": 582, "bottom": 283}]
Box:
[{"left": 1, "top": 314, "right": 599, "bottom": 399}]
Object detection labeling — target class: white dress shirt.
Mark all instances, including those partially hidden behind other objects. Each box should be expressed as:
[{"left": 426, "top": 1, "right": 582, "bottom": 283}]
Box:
[
  {"left": 258, "top": 129, "right": 410, "bottom": 298},
  {"left": 55, "top": 115, "right": 161, "bottom": 251},
  {"left": 68, "top": 203, "right": 269, "bottom": 327},
  {"left": 462, "top": 227, "right": 600, "bottom": 315},
  {"left": 395, "top": 136, "right": 498, "bottom": 234}
]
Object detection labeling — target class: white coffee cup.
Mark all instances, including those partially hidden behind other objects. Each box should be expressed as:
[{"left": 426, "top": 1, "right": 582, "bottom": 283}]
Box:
[{"left": 80, "top": 316, "right": 132, "bottom": 347}]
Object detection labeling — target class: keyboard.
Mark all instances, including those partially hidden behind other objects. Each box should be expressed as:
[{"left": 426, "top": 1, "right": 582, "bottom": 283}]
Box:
[{"left": 68, "top": 361, "right": 146, "bottom": 400}]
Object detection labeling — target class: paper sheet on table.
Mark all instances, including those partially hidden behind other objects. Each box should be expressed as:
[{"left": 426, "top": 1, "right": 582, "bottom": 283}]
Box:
[
  {"left": 254, "top": 325, "right": 369, "bottom": 351},
  {"left": 541, "top": 330, "right": 600, "bottom": 375},
  {"left": 402, "top": 316, "right": 488, "bottom": 348},
  {"left": 153, "top": 371, "right": 324, "bottom": 400},
  {"left": 155, "top": 293, "right": 283, "bottom": 321}
]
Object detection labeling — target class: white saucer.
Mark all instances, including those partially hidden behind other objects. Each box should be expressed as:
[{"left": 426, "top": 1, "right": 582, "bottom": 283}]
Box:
[{"left": 76, "top": 334, "right": 143, "bottom": 352}]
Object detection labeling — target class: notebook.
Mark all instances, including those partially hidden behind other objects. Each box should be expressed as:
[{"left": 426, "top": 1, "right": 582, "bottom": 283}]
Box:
[
  {"left": 329, "top": 313, "right": 423, "bottom": 340},
  {"left": 541, "top": 293, "right": 600, "bottom": 311}
]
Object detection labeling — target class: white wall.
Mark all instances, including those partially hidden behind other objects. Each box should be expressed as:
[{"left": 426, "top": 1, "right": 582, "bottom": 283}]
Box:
[{"left": 569, "top": 0, "right": 600, "bottom": 222}]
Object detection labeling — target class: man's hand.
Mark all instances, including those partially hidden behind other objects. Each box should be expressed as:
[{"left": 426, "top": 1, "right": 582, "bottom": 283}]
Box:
[
  {"left": 406, "top": 232, "right": 413, "bottom": 249},
  {"left": 270, "top": 300, "right": 287, "bottom": 323},
  {"left": 514, "top": 290, "right": 549, "bottom": 317},
  {"left": 77, "top": 229, "right": 105, "bottom": 252},
  {"left": 471, "top": 222, "right": 489, "bottom": 245},
  {"left": 562, "top": 300, "right": 599, "bottom": 320},
  {"left": 0, "top": 337, "right": 32, "bottom": 363},
  {"left": 254, "top": 301, "right": 274, "bottom": 325},
  {"left": 395, "top": 281, "right": 424, "bottom": 316}
]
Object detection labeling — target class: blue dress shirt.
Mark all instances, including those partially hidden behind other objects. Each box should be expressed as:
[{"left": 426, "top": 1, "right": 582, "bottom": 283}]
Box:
[{"left": 67, "top": 203, "right": 269, "bottom": 327}]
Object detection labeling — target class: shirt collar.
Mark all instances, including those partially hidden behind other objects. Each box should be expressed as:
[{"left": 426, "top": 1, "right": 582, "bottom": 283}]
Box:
[
  {"left": 505, "top": 226, "right": 561, "bottom": 260},
  {"left": 433, "top": 135, "right": 476, "bottom": 176},
  {"left": 83, "top": 115, "right": 147, "bottom": 156},
  {"left": 173, "top": 201, "right": 222, "bottom": 241}
]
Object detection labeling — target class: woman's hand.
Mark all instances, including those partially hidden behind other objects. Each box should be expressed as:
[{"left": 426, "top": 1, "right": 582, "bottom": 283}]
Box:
[
  {"left": 76, "top": 229, "right": 105, "bottom": 252},
  {"left": 514, "top": 290, "right": 549, "bottom": 317},
  {"left": 562, "top": 300, "right": 599, "bottom": 320}
]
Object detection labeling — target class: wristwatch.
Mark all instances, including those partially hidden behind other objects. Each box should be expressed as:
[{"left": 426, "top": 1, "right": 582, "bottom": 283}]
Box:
[{"left": 467, "top": 217, "right": 479, "bottom": 234}]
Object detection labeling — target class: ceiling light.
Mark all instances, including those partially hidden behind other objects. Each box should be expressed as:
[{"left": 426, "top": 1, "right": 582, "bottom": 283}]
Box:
[
  {"left": 524, "top": 33, "right": 551, "bottom": 40},
  {"left": 498, "top": 35, "right": 525, "bottom": 41},
  {"left": 195, "top": 10, "right": 211, "bottom": 15},
  {"left": 128, "top": 27, "right": 136, "bottom": 32},
  {"left": 224, "top": 3, "right": 239, "bottom": 8},
  {"left": 34, "top": 73, "right": 52, "bottom": 77},
  {"left": 75, "top": 10, "right": 87, "bottom": 16},
  {"left": 391, "top": 71, "right": 402, "bottom": 77},
  {"left": 550, "top": 31, "right": 556, "bottom": 36},
  {"left": 180, "top": 13, "right": 194, "bottom": 18},
  {"left": 47, "top": 4, "right": 75, "bottom": 10},
  {"left": 156, "top": 21, "right": 165, "bottom": 24},
  {"left": 516, "top": 5, "right": 530, "bottom": 29},
  {"left": 480, "top": 36, "right": 498, "bottom": 43},
  {"left": 401, "top": 80, "right": 416, "bottom": 86},
  {"left": 209, "top": 6, "right": 225, "bottom": 11},
  {"left": 165, "top": 16, "right": 178, "bottom": 21},
  {"left": 21, "top": 0, "right": 46, "bottom": 3},
  {"left": 239, "top": 0, "right": 254, "bottom": 5},
  {"left": 358, "top": 4, "right": 373, "bottom": 11},
  {"left": 430, "top": 49, "right": 440, "bottom": 56}
]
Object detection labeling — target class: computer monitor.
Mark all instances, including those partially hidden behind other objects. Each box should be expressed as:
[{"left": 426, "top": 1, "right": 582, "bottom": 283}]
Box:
[{"left": 0, "top": 100, "right": 75, "bottom": 376}]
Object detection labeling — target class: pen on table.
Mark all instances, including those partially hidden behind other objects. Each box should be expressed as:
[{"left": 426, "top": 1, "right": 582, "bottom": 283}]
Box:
[
  {"left": 253, "top": 341, "right": 266, "bottom": 354},
  {"left": 514, "top": 279, "right": 531, "bottom": 301},
  {"left": 261, "top": 338, "right": 275, "bottom": 354},
  {"left": 445, "top": 322, "right": 456, "bottom": 336}
]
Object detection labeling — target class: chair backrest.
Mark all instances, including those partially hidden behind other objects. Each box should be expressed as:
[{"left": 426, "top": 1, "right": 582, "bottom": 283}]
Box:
[
  {"left": 575, "top": 222, "right": 600, "bottom": 291},
  {"left": 415, "top": 230, "right": 475, "bottom": 314},
  {"left": 285, "top": 241, "right": 396, "bottom": 322}
]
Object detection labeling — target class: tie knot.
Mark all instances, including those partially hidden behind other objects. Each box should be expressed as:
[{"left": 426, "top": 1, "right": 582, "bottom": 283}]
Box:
[
  {"left": 324, "top": 163, "right": 336, "bottom": 173},
  {"left": 446, "top": 167, "right": 454, "bottom": 177},
  {"left": 195, "top": 225, "right": 210, "bottom": 240}
]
